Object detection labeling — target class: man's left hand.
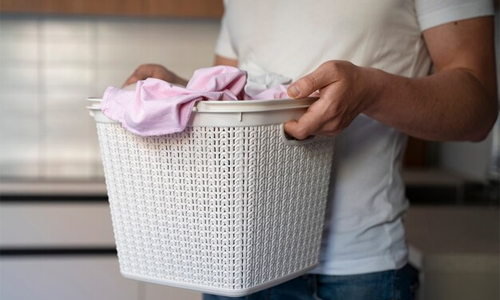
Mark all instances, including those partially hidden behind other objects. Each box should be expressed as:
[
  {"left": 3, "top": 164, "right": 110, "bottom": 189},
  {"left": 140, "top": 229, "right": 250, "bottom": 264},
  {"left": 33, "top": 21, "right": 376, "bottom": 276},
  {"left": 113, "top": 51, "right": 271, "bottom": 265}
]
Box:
[{"left": 285, "top": 60, "right": 380, "bottom": 139}]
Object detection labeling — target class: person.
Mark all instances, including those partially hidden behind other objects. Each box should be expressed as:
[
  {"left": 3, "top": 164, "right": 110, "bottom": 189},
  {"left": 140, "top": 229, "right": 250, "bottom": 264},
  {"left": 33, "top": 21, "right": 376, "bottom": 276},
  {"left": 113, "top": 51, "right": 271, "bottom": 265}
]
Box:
[{"left": 124, "top": 0, "right": 498, "bottom": 299}]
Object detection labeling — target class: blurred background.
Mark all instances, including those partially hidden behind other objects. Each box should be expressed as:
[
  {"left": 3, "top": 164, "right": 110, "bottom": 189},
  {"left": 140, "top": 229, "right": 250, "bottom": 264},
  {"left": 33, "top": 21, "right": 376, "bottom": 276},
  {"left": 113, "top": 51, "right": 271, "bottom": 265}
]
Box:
[{"left": 0, "top": 1, "right": 498, "bottom": 300}]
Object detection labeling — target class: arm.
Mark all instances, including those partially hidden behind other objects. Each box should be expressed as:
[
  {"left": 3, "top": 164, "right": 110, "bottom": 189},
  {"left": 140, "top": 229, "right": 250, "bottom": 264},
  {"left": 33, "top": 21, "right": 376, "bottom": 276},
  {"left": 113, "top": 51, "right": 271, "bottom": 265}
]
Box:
[{"left": 285, "top": 16, "right": 498, "bottom": 142}]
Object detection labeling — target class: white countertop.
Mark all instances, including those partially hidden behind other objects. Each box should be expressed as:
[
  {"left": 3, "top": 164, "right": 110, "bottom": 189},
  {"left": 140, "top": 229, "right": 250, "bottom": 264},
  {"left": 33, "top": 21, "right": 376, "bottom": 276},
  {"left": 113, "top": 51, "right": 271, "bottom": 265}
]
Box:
[
  {"left": 405, "top": 206, "right": 499, "bottom": 254},
  {"left": 405, "top": 205, "right": 499, "bottom": 270},
  {"left": 0, "top": 180, "right": 107, "bottom": 196}
]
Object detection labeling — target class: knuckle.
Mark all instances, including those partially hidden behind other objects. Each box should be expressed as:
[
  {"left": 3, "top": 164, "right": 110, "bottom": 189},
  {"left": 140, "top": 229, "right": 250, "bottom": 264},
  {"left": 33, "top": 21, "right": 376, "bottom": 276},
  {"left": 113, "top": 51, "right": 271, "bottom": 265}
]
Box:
[
  {"left": 137, "top": 64, "right": 153, "bottom": 72},
  {"left": 323, "top": 60, "right": 341, "bottom": 71},
  {"left": 323, "top": 121, "right": 342, "bottom": 136},
  {"left": 294, "top": 127, "right": 310, "bottom": 140},
  {"left": 302, "top": 73, "right": 318, "bottom": 89},
  {"left": 325, "top": 60, "right": 349, "bottom": 77},
  {"left": 324, "top": 60, "right": 338, "bottom": 69}
]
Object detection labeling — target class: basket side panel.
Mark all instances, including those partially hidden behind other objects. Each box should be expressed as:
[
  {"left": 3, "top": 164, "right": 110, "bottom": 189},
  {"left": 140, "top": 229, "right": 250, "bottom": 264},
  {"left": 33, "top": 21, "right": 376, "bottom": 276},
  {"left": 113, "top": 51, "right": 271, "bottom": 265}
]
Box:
[
  {"left": 242, "top": 125, "right": 334, "bottom": 288},
  {"left": 97, "top": 124, "right": 249, "bottom": 290},
  {"left": 95, "top": 123, "right": 334, "bottom": 293}
]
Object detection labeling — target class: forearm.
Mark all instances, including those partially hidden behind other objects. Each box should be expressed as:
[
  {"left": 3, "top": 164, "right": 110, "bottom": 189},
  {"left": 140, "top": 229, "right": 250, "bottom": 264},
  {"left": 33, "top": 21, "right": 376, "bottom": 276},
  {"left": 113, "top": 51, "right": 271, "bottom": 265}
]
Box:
[{"left": 365, "top": 67, "right": 498, "bottom": 142}]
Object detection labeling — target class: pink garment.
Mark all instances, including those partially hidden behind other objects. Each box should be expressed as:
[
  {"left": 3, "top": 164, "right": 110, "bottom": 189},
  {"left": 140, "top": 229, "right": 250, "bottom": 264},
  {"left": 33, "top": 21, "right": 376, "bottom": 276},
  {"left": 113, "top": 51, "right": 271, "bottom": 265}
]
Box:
[{"left": 101, "top": 66, "right": 289, "bottom": 136}]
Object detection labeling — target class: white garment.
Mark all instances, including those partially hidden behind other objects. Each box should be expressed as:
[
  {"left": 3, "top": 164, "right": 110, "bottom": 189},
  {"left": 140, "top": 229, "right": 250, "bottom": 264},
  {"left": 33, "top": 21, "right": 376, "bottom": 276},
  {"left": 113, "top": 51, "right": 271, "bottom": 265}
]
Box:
[
  {"left": 245, "top": 73, "right": 291, "bottom": 99},
  {"left": 239, "top": 60, "right": 293, "bottom": 98},
  {"left": 216, "top": 0, "right": 494, "bottom": 275}
]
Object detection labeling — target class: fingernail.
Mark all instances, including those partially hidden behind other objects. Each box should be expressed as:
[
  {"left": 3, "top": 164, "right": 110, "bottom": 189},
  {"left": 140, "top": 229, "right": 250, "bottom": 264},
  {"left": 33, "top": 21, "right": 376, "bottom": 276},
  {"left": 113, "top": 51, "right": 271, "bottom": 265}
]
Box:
[{"left": 288, "top": 85, "right": 300, "bottom": 98}]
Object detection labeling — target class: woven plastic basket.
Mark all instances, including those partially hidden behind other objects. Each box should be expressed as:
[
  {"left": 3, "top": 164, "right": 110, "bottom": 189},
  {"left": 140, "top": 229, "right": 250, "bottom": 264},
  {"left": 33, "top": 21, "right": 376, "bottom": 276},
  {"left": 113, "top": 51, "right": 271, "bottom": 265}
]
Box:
[{"left": 88, "top": 97, "right": 335, "bottom": 297}]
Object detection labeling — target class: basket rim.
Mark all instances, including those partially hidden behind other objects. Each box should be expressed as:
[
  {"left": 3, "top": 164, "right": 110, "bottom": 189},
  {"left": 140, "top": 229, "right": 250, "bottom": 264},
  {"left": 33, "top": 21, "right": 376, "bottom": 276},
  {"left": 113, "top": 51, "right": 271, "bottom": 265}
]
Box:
[{"left": 87, "top": 97, "right": 318, "bottom": 113}]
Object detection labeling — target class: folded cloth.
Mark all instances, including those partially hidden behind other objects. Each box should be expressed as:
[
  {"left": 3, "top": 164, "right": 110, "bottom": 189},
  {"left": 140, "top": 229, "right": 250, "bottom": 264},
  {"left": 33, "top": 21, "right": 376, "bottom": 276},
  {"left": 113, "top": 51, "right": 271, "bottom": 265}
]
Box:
[{"left": 101, "top": 66, "right": 291, "bottom": 136}]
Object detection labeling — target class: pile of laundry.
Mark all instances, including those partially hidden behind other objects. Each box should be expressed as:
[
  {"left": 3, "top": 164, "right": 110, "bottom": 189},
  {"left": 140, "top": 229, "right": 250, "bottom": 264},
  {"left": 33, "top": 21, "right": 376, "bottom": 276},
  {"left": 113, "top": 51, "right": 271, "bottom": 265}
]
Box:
[{"left": 101, "top": 66, "right": 293, "bottom": 136}]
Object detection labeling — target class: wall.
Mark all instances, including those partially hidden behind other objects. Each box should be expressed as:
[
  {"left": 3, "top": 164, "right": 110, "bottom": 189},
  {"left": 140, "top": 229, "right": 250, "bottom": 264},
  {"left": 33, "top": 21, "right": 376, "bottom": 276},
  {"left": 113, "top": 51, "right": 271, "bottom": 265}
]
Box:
[
  {"left": 2, "top": 13, "right": 498, "bottom": 183},
  {"left": 0, "top": 14, "right": 219, "bottom": 300},
  {"left": 0, "top": 14, "right": 220, "bottom": 180}
]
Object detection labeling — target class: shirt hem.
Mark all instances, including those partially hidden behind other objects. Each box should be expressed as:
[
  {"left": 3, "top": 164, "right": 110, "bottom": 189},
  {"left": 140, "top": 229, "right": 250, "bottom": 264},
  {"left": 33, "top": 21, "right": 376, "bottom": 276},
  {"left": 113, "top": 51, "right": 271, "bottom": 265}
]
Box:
[{"left": 309, "top": 251, "right": 408, "bottom": 276}]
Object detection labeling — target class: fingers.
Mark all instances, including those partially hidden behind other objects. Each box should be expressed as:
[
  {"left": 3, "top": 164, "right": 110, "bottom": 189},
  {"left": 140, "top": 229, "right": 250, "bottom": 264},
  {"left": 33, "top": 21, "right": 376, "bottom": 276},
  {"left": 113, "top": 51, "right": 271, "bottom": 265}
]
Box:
[
  {"left": 121, "top": 64, "right": 164, "bottom": 88},
  {"left": 122, "top": 65, "right": 148, "bottom": 87},
  {"left": 287, "top": 61, "right": 341, "bottom": 98},
  {"left": 285, "top": 110, "right": 343, "bottom": 139},
  {"left": 285, "top": 67, "right": 346, "bottom": 138},
  {"left": 284, "top": 99, "right": 331, "bottom": 139},
  {"left": 284, "top": 115, "right": 317, "bottom": 140},
  {"left": 122, "top": 75, "right": 140, "bottom": 87},
  {"left": 285, "top": 61, "right": 360, "bottom": 138}
]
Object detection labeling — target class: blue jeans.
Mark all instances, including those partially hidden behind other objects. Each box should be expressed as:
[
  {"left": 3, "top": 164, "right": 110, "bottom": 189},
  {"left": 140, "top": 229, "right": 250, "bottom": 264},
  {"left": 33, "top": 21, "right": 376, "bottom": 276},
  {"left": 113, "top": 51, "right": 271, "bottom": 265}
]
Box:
[{"left": 203, "top": 264, "right": 419, "bottom": 300}]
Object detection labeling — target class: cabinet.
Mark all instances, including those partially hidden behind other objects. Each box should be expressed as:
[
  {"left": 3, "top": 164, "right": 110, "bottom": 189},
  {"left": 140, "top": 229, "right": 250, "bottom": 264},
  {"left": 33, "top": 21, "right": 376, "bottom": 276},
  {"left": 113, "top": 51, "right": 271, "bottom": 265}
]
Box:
[
  {"left": 404, "top": 137, "right": 429, "bottom": 167},
  {"left": 0, "top": 257, "right": 202, "bottom": 300},
  {"left": 0, "top": 185, "right": 201, "bottom": 300},
  {"left": 0, "top": 257, "right": 139, "bottom": 300},
  {"left": 144, "top": 0, "right": 223, "bottom": 17},
  {"left": 405, "top": 206, "right": 500, "bottom": 300},
  {"left": 0, "top": 0, "right": 223, "bottom": 18},
  {"left": 0, "top": 202, "right": 115, "bottom": 247}
]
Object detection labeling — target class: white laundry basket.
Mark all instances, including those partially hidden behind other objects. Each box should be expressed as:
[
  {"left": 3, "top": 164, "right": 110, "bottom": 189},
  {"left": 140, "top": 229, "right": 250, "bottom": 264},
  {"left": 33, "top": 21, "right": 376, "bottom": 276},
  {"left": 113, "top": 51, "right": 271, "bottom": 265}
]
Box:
[{"left": 88, "top": 97, "right": 335, "bottom": 297}]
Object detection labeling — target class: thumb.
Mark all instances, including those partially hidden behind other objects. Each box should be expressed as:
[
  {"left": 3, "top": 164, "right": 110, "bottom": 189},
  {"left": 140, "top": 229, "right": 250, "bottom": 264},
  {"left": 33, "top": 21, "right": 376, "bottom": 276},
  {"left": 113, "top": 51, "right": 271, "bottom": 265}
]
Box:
[{"left": 287, "top": 62, "right": 338, "bottom": 98}]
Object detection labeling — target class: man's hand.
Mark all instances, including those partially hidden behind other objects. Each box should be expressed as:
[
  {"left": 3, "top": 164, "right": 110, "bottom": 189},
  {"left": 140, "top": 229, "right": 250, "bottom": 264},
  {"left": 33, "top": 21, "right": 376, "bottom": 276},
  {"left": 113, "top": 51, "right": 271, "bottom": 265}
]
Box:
[
  {"left": 122, "top": 64, "right": 188, "bottom": 87},
  {"left": 285, "top": 61, "right": 380, "bottom": 139},
  {"left": 285, "top": 17, "right": 497, "bottom": 142},
  {"left": 124, "top": 55, "right": 238, "bottom": 88}
]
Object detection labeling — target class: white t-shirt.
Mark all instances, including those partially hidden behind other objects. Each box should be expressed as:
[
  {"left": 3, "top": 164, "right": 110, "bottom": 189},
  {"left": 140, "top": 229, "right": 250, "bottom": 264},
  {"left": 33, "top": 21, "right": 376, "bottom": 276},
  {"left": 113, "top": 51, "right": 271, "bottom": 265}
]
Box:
[{"left": 215, "top": 0, "right": 494, "bottom": 275}]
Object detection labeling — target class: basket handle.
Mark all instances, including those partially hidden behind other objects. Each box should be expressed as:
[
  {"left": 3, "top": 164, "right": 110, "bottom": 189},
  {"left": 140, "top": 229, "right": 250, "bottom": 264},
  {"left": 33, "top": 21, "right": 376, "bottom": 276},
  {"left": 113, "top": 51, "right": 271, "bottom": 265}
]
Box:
[
  {"left": 87, "top": 107, "right": 96, "bottom": 117},
  {"left": 280, "top": 123, "right": 317, "bottom": 145}
]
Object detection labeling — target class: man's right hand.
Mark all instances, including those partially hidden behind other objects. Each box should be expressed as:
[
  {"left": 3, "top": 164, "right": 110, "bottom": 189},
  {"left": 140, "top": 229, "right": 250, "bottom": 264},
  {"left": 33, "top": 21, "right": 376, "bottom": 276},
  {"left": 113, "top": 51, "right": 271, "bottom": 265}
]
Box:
[{"left": 122, "top": 64, "right": 188, "bottom": 87}]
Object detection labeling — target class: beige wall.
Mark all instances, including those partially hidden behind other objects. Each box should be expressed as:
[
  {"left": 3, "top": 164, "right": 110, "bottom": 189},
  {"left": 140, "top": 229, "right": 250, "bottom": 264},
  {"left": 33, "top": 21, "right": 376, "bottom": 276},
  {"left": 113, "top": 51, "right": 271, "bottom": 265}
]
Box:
[{"left": 0, "top": 15, "right": 220, "bottom": 180}]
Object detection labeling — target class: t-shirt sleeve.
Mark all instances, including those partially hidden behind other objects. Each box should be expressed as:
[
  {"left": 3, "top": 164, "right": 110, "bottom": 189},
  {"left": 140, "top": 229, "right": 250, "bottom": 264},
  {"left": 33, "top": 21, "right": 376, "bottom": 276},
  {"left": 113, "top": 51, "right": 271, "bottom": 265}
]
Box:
[
  {"left": 416, "top": 0, "right": 495, "bottom": 31},
  {"left": 215, "top": 10, "right": 238, "bottom": 60}
]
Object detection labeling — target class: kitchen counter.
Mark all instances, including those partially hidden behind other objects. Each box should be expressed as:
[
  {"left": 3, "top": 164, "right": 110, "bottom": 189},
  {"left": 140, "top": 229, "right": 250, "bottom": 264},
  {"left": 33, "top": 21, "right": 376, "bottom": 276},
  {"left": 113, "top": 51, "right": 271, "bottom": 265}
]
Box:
[
  {"left": 405, "top": 205, "right": 499, "bottom": 300},
  {"left": 0, "top": 179, "right": 107, "bottom": 196},
  {"left": 1, "top": 179, "right": 498, "bottom": 299}
]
